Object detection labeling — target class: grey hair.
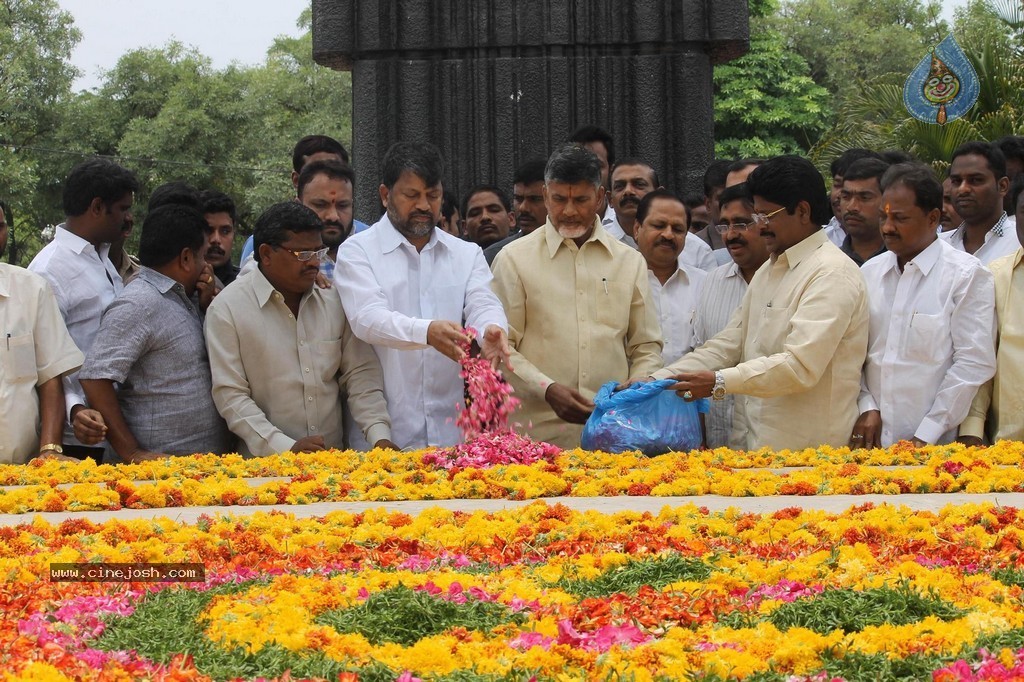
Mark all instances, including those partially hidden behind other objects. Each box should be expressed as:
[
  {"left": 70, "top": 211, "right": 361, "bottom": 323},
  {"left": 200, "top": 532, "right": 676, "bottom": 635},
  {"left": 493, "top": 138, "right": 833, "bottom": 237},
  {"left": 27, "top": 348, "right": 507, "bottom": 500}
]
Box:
[{"left": 544, "top": 144, "right": 602, "bottom": 188}]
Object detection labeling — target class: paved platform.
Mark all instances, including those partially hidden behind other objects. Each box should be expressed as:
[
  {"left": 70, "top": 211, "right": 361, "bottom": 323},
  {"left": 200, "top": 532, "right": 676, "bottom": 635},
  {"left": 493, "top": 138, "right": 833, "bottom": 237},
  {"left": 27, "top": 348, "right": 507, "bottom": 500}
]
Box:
[{"left": 2, "top": 493, "right": 1021, "bottom": 527}]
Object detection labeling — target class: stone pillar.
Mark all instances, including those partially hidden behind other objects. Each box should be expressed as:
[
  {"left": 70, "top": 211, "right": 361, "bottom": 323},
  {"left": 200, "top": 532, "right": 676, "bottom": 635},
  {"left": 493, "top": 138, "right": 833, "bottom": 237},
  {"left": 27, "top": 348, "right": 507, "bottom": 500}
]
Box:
[{"left": 312, "top": 0, "right": 749, "bottom": 223}]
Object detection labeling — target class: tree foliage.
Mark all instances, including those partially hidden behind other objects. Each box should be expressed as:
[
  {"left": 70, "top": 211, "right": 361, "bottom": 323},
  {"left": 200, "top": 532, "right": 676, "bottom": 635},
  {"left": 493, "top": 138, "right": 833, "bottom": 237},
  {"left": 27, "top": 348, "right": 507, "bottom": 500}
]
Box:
[{"left": 713, "top": 15, "right": 832, "bottom": 158}]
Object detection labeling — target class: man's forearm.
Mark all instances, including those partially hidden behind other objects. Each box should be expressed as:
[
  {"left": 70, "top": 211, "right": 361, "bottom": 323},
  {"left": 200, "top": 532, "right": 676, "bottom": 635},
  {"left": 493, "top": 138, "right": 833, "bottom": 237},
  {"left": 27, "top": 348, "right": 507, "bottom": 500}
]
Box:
[
  {"left": 80, "top": 378, "right": 140, "bottom": 460},
  {"left": 36, "top": 376, "right": 66, "bottom": 449}
]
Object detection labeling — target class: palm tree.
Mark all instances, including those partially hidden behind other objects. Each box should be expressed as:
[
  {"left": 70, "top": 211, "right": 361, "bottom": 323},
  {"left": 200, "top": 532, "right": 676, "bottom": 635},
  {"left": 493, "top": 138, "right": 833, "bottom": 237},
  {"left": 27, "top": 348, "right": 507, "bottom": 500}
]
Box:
[{"left": 810, "top": 0, "right": 1024, "bottom": 171}]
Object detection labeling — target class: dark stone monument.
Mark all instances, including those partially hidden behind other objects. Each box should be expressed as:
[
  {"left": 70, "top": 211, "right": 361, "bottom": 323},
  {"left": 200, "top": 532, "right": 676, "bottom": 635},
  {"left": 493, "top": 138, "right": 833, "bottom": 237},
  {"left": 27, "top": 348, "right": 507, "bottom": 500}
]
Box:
[{"left": 312, "top": 0, "right": 749, "bottom": 223}]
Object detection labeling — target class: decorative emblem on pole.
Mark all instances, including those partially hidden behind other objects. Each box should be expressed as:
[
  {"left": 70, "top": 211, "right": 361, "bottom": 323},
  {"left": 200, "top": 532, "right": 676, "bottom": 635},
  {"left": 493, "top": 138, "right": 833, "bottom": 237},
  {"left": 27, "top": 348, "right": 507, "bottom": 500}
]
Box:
[{"left": 903, "top": 35, "right": 979, "bottom": 125}]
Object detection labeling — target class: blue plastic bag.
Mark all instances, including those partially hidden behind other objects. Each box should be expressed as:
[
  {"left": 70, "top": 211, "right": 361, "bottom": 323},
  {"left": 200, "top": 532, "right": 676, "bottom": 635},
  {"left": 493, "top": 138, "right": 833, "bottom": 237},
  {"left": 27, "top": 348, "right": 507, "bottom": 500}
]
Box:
[{"left": 581, "top": 379, "right": 708, "bottom": 455}]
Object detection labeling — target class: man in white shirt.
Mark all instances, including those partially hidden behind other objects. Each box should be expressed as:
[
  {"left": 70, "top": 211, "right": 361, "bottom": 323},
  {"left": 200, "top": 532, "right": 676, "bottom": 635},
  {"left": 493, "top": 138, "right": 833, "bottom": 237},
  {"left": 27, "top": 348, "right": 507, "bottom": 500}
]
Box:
[
  {"left": 942, "top": 141, "right": 1020, "bottom": 265},
  {"left": 28, "top": 157, "right": 138, "bottom": 460},
  {"left": 605, "top": 158, "right": 657, "bottom": 248},
  {"left": 854, "top": 163, "right": 996, "bottom": 448},
  {"left": 634, "top": 189, "right": 706, "bottom": 364},
  {"left": 335, "top": 142, "right": 510, "bottom": 449},
  {"left": 692, "top": 183, "right": 770, "bottom": 448}
]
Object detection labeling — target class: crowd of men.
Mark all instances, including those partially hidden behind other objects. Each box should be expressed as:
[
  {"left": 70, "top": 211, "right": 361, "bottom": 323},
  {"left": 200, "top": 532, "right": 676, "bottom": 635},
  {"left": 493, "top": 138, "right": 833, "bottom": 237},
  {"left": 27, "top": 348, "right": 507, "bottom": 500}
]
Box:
[{"left": 3, "top": 127, "right": 1024, "bottom": 464}]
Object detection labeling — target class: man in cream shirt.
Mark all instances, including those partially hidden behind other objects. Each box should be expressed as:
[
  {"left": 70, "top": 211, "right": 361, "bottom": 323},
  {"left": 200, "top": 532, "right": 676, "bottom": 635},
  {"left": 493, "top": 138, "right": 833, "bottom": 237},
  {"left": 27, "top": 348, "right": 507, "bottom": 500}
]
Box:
[
  {"left": 659, "top": 156, "right": 869, "bottom": 451},
  {"left": 491, "top": 144, "right": 663, "bottom": 448}
]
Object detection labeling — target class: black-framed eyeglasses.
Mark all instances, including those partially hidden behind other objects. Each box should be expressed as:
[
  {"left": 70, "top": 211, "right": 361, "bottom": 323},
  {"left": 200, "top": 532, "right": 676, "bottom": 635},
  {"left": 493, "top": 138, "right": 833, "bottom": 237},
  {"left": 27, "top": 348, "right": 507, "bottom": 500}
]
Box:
[
  {"left": 751, "top": 206, "right": 787, "bottom": 227},
  {"left": 274, "top": 246, "right": 329, "bottom": 262},
  {"left": 713, "top": 221, "right": 757, "bottom": 235}
]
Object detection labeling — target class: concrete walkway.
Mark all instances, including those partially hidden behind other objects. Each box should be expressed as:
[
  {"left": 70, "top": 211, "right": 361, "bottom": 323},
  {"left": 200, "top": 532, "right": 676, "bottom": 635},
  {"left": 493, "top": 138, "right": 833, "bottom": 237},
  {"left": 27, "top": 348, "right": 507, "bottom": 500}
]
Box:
[{"left": 2, "top": 493, "right": 1021, "bottom": 527}]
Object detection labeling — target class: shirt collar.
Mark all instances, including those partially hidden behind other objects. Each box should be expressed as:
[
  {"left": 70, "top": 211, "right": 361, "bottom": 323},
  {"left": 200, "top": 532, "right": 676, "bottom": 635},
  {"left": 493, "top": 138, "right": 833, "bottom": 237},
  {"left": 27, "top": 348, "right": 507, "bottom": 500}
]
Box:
[
  {"left": 544, "top": 217, "right": 615, "bottom": 259},
  {"left": 907, "top": 237, "right": 944, "bottom": 276},
  {"left": 376, "top": 213, "right": 443, "bottom": 255},
  {"left": 1013, "top": 246, "right": 1024, "bottom": 268},
  {"left": 725, "top": 261, "right": 743, "bottom": 279},
  {"left": 951, "top": 212, "right": 1010, "bottom": 242},
  {"left": 0, "top": 264, "right": 10, "bottom": 298},
  {"left": 137, "top": 267, "right": 180, "bottom": 294},
  {"left": 251, "top": 267, "right": 280, "bottom": 308},
  {"left": 774, "top": 229, "right": 828, "bottom": 269},
  {"left": 55, "top": 224, "right": 111, "bottom": 258}
]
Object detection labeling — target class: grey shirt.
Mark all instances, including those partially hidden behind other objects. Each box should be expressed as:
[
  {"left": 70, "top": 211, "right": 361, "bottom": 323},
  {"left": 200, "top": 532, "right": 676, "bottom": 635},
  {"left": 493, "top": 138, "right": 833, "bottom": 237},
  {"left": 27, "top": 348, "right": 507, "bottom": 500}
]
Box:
[{"left": 80, "top": 267, "right": 233, "bottom": 456}]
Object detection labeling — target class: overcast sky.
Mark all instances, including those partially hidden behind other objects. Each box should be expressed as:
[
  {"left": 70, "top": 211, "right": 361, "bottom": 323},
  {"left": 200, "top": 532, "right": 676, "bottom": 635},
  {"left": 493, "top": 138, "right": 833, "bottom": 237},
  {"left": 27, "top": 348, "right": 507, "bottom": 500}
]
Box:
[
  {"left": 59, "top": 0, "right": 310, "bottom": 91},
  {"left": 60, "top": 0, "right": 969, "bottom": 92}
]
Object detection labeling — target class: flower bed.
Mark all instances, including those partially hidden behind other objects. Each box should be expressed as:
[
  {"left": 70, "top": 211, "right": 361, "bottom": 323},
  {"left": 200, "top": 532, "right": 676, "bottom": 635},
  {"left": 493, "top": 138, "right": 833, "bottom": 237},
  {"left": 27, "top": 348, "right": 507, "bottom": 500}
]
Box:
[
  {"left": 3, "top": 442, "right": 1024, "bottom": 514},
  {"left": 5, "top": 502, "right": 1024, "bottom": 681}
]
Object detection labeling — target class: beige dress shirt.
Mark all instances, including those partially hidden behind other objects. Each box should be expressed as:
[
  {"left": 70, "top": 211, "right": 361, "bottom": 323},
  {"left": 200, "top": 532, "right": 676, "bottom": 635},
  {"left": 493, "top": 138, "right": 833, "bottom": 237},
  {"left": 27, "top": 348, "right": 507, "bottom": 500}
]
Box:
[
  {"left": 0, "top": 264, "right": 84, "bottom": 463},
  {"left": 962, "top": 248, "right": 1024, "bottom": 442},
  {"left": 654, "top": 230, "right": 869, "bottom": 451},
  {"left": 205, "top": 268, "right": 391, "bottom": 457},
  {"left": 491, "top": 219, "right": 664, "bottom": 448}
]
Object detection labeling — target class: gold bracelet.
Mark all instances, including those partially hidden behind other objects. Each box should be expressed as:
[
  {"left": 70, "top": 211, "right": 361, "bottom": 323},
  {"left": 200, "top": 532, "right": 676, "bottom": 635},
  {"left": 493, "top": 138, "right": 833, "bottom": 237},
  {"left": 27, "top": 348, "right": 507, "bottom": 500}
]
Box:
[{"left": 39, "top": 443, "right": 64, "bottom": 455}]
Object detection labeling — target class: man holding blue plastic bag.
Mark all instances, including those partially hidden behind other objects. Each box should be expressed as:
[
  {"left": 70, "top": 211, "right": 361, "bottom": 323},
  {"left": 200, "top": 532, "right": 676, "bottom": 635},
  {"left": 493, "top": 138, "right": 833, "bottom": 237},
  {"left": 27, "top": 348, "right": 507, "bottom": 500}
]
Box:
[
  {"left": 491, "top": 145, "right": 663, "bottom": 449},
  {"left": 652, "top": 156, "right": 869, "bottom": 451}
]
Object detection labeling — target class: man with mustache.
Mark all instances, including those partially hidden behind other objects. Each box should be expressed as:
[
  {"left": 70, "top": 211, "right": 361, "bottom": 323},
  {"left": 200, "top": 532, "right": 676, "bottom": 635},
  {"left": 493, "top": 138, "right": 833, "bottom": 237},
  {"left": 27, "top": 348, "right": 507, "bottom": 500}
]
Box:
[
  {"left": 607, "top": 158, "right": 658, "bottom": 248},
  {"left": 335, "top": 141, "right": 510, "bottom": 450},
  {"left": 854, "top": 163, "right": 994, "bottom": 448},
  {"left": 491, "top": 144, "right": 663, "bottom": 448},
  {"left": 658, "top": 155, "right": 869, "bottom": 451},
  {"left": 296, "top": 159, "right": 356, "bottom": 281},
  {"left": 29, "top": 158, "right": 139, "bottom": 461},
  {"left": 942, "top": 141, "right": 1020, "bottom": 265},
  {"left": 941, "top": 177, "right": 963, "bottom": 233},
  {"left": 691, "top": 182, "right": 769, "bottom": 448},
  {"left": 462, "top": 186, "right": 513, "bottom": 249},
  {"left": 201, "top": 190, "right": 240, "bottom": 287},
  {"left": 206, "top": 202, "right": 395, "bottom": 457},
  {"left": 634, "top": 189, "right": 706, "bottom": 364},
  {"left": 839, "top": 158, "right": 889, "bottom": 266},
  {"left": 483, "top": 160, "right": 548, "bottom": 265},
  {"left": 826, "top": 148, "right": 883, "bottom": 248}
]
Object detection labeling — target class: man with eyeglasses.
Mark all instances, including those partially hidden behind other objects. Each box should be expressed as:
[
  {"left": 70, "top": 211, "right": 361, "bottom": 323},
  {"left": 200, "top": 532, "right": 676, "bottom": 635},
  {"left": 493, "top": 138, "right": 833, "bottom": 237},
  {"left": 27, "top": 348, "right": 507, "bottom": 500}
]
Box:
[
  {"left": 653, "top": 155, "right": 869, "bottom": 451},
  {"left": 206, "top": 201, "right": 396, "bottom": 457},
  {"left": 691, "top": 183, "right": 769, "bottom": 448}
]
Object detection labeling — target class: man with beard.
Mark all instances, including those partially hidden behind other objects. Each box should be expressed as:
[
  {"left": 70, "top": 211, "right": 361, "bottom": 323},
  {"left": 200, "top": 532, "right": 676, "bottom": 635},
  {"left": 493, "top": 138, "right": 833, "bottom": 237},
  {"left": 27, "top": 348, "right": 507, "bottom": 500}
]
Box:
[
  {"left": 634, "top": 189, "right": 705, "bottom": 364},
  {"left": 30, "top": 158, "right": 140, "bottom": 460},
  {"left": 691, "top": 183, "right": 769, "bottom": 448},
  {"left": 491, "top": 144, "right": 663, "bottom": 448},
  {"left": 839, "top": 158, "right": 889, "bottom": 266},
  {"left": 484, "top": 160, "right": 548, "bottom": 265},
  {"left": 943, "top": 141, "right": 1021, "bottom": 265},
  {"left": 462, "top": 185, "right": 513, "bottom": 249},
  {"left": 296, "top": 160, "right": 356, "bottom": 280},
  {"left": 201, "top": 190, "right": 240, "bottom": 287},
  {"left": 335, "top": 141, "right": 510, "bottom": 450},
  {"left": 658, "top": 156, "right": 868, "bottom": 451}
]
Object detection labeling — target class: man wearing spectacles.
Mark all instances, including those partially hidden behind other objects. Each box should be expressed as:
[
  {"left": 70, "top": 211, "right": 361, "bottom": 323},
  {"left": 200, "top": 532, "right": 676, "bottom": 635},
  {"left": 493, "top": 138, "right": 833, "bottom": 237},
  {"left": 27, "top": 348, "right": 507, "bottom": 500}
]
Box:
[
  {"left": 205, "top": 201, "right": 395, "bottom": 457},
  {"left": 653, "top": 155, "right": 869, "bottom": 451},
  {"left": 691, "top": 183, "right": 769, "bottom": 448}
]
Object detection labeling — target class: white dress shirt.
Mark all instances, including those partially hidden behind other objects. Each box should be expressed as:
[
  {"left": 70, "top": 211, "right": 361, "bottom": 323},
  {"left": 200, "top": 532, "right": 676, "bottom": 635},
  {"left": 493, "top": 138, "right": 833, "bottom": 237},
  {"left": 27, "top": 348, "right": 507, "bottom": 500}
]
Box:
[
  {"left": 648, "top": 265, "right": 706, "bottom": 364},
  {"left": 335, "top": 217, "right": 508, "bottom": 449},
  {"left": 824, "top": 216, "right": 846, "bottom": 248},
  {"left": 941, "top": 213, "right": 1020, "bottom": 265},
  {"left": 692, "top": 261, "right": 750, "bottom": 448},
  {"left": 678, "top": 236, "right": 718, "bottom": 273},
  {"left": 28, "top": 226, "right": 123, "bottom": 432},
  {"left": 859, "top": 238, "right": 996, "bottom": 445}
]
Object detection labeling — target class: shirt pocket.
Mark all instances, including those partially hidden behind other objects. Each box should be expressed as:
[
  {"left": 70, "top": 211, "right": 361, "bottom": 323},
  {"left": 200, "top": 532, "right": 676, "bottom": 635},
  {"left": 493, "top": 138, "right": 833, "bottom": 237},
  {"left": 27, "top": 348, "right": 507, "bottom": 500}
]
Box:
[
  {"left": 3, "top": 333, "right": 37, "bottom": 384},
  {"left": 907, "top": 312, "right": 949, "bottom": 363},
  {"left": 313, "top": 338, "right": 343, "bottom": 382},
  {"left": 594, "top": 279, "right": 632, "bottom": 330}
]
